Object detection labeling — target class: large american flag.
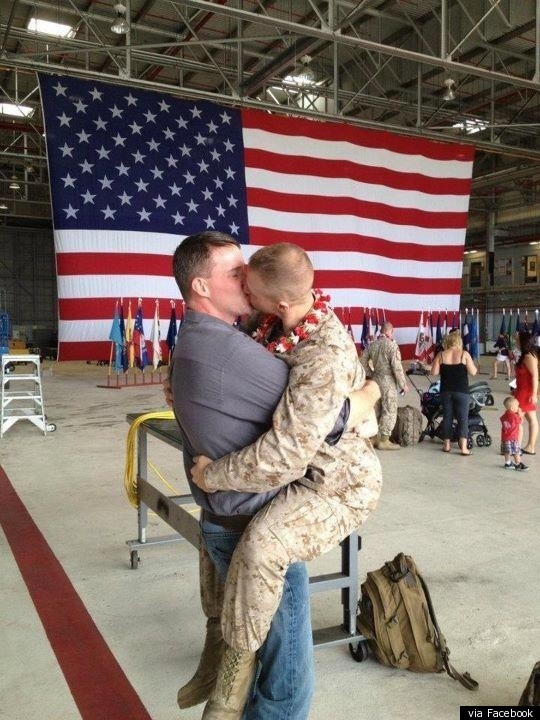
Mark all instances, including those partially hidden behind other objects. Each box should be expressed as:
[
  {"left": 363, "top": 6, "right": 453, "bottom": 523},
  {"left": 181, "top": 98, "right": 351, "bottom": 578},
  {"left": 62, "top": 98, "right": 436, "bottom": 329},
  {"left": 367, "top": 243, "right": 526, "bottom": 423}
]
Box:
[{"left": 39, "top": 74, "right": 474, "bottom": 361}]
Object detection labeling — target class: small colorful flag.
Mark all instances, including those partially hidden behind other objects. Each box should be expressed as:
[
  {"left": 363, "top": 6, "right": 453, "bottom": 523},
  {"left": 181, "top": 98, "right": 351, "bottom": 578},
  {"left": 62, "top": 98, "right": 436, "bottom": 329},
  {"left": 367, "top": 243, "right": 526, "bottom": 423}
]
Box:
[
  {"left": 108, "top": 301, "right": 123, "bottom": 372},
  {"left": 150, "top": 300, "right": 162, "bottom": 370},
  {"left": 166, "top": 301, "right": 178, "bottom": 360},
  {"left": 126, "top": 299, "right": 134, "bottom": 369},
  {"left": 133, "top": 299, "right": 148, "bottom": 370},
  {"left": 119, "top": 300, "right": 128, "bottom": 372},
  {"left": 360, "top": 309, "right": 369, "bottom": 350}
]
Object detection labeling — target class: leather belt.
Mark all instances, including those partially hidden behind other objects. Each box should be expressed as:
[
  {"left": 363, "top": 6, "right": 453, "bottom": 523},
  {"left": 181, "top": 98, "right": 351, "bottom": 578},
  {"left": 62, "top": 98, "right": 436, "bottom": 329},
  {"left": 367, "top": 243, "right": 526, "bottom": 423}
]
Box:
[{"left": 202, "top": 509, "right": 253, "bottom": 532}]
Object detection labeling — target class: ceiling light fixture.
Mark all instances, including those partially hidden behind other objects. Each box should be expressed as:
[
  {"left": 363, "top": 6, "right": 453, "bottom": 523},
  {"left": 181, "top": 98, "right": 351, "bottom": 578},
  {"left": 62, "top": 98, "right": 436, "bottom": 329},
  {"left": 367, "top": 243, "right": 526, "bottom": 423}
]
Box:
[
  {"left": 452, "top": 118, "right": 489, "bottom": 135},
  {"left": 27, "top": 18, "right": 75, "bottom": 38},
  {"left": 443, "top": 78, "right": 456, "bottom": 102},
  {"left": 284, "top": 54, "right": 316, "bottom": 87},
  {"left": 111, "top": 3, "right": 129, "bottom": 35},
  {"left": 0, "top": 103, "right": 35, "bottom": 118},
  {"left": 0, "top": 203, "right": 8, "bottom": 211},
  {"left": 9, "top": 177, "right": 20, "bottom": 190}
]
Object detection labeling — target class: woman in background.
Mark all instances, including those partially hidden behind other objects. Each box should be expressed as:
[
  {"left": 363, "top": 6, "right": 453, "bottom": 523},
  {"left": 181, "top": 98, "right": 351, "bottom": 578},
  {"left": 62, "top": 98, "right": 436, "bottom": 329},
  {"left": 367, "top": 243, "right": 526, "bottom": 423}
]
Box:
[
  {"left": 514, "top": 331, "right": 539, "bottom": 455},
  {"left": 431, "top": 330, "right": 478, "bottom": 455}
]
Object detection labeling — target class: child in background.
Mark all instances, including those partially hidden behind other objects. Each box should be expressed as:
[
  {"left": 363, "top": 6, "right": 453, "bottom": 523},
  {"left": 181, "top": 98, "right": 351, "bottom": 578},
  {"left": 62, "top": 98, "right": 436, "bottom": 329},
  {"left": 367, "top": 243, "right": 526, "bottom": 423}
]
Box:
[
  {"left": 500, "top": 396, "right": 527, "bottom": 471},
  {"left": 491, "top": 333, "right": 513, "bottom": 380}
]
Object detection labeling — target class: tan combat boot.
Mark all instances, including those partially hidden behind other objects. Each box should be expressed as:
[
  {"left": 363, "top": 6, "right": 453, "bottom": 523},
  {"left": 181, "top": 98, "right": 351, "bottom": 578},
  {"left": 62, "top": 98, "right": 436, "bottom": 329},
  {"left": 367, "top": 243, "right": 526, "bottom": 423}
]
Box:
[
  {"left": 177, "top": 618, "right": 225, "bottom": 708},
  {"left": 376, "top": 434, "right": 401, "bottom": 450},
  {"left": 201, "top": 644, "right": 257, "bottom": 719}
]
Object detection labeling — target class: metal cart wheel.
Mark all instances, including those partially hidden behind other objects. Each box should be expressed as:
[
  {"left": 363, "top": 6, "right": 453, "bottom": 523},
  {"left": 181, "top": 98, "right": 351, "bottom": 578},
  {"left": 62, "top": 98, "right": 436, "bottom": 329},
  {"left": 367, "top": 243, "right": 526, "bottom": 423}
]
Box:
[
  {"left": 484, "top": 434, "right": 492, "bottom": 447},
  {"left": 476, "top": 434, "right": 485, "bottom": 447},
  {"left": 130, "top": 550, "right": 140, "bottom": 569},
  {"left": 349, "top": 639, "right": 370, "bottom": 662},
  {"left": 46, "top": 423, "right": 56, "bottom": 432}
]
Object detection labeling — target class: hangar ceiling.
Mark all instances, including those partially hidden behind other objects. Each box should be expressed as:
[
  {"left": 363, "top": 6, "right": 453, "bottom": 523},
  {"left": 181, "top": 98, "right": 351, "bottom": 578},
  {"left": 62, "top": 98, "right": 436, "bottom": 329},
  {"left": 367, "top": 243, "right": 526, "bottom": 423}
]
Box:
[{"left": 0, "top": 0, "right": 539, "bottom": 247}]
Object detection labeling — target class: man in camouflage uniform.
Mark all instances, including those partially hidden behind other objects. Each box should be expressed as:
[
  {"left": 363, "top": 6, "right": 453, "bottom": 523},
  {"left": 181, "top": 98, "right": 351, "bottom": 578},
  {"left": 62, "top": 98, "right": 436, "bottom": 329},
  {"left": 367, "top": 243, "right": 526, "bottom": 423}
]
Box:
[
  {"left": 192, "top": 243, "right": 382, "bottom": 663},
  {"left": 360, "top": 321, "right": 409, "bottom": 450}
]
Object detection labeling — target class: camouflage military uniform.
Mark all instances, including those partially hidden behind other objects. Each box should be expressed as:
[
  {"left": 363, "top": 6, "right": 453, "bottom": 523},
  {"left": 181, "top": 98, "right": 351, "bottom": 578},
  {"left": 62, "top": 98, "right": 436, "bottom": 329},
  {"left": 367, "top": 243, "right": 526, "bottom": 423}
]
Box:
[
  {"left": 203, "top": 307, "right": 383, "bottom": 652},
  {"left": 360, "top": 336, "right": 407, "bottom": 438}
]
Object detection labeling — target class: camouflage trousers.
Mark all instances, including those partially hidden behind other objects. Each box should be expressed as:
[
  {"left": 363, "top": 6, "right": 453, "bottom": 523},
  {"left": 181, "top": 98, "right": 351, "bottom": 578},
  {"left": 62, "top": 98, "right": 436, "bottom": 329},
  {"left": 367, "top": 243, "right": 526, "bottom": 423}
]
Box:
[
  {"left": 375, "top": 376, "right": 399, "bottom": 437},
  {"left": 220, "top": 459, "right": 382, "bottom": 652}
]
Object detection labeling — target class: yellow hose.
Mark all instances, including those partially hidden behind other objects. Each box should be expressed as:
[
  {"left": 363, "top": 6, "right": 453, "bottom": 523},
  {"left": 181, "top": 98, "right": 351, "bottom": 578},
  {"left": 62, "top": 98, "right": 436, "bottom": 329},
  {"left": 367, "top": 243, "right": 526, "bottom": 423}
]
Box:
[{"left": 123, "top": 410, "right": 177, "bottom": 507}]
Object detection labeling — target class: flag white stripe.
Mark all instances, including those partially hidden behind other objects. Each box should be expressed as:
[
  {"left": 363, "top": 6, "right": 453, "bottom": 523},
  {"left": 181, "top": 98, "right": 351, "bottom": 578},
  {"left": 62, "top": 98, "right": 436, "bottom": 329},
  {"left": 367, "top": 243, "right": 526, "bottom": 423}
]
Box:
[
  {"left": 247, "top": 207, "right": 467, "bottom": 245},
  {"left": 242, "top": 129, "right": 474, "bottom": 180},
  {"left": 307, "top": 251, "right": 460, "bottom": 279},
  {"left": 55, "top": 229, "right": 186, "bottom": 254},
  {"left": 57, "top": 275, "right": 179, "bottom": 299},
  {"left": 245, "top": 168, "right": 470, "bottom": 213}
]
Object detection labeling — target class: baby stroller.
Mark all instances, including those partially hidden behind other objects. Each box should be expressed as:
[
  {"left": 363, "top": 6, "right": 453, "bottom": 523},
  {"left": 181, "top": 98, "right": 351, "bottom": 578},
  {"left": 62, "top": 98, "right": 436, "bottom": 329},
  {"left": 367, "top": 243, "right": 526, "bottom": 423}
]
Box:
[{"left": 407, "top": 369, "right": 494, "bottom": 449}]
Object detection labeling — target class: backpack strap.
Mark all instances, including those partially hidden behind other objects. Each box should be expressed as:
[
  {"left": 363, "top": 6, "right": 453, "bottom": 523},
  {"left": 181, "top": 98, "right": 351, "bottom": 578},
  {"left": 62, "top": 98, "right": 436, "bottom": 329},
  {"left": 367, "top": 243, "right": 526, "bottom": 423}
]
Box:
[{"left": 417, "top": 572, "right": 479, "bottom": 691}]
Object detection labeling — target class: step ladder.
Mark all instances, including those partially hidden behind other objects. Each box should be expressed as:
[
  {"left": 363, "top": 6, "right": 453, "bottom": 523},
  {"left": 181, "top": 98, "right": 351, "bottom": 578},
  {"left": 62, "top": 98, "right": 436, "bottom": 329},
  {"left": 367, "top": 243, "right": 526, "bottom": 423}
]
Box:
[{"left": 0, "top": 354, "right": 56, "bottom": 437}]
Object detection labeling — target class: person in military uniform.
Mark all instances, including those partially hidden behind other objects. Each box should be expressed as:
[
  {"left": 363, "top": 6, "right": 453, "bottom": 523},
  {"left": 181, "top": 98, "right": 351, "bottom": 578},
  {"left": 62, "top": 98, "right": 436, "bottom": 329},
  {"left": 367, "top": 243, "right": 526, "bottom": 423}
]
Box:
[
  {"left": 192, "top": 243, "right": 382, "bottom": 717},
  {"left": 170, "top": 233, "right": 381, "bottom": 720},
  {"left": 360, "top": 321, "right": 409, "bottom": 450}
]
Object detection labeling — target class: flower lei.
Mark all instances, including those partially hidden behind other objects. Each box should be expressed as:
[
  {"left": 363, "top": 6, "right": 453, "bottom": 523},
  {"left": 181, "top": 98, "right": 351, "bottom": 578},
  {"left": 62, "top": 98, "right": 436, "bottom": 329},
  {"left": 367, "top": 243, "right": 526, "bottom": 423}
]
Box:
[{"left": 252, "top": 290, "right": 331, "bottom": 354}]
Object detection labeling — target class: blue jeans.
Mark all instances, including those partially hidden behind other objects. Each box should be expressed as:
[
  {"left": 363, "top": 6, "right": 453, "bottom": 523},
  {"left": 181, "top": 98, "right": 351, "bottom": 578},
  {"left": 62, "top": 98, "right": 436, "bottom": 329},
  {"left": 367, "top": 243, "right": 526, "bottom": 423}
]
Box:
[
  {"left": 201, "top": 518, "right": 314, "bottom": 720},
  {"left": 441, "top": 390, "right": 469, "bottom": 441}
]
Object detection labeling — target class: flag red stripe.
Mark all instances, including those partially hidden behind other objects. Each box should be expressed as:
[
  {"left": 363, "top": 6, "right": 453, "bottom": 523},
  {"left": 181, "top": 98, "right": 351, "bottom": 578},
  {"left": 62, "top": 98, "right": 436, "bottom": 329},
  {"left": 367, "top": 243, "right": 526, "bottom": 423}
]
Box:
[
  {"left": 0, "top": 466, "right": 153, "bottom": 720},
  {"left": 57, "top": 253, "right": 172, "bottom": 276},
  {"left": 313, "top": 270, "right": 460, "bottom": 294},
  {"left": 247, "top": 188, "right": 467, "bottom": 229},
  {"left": 244, "top": 148, "right": 472, "bottom": 196},
  {"left": 248, "top": 228, "right": 464, "bottom": 261},
  {"left": 242, "top": 108, "right": 476, "bottom": 163},
  {"left": 60, "top": 301, "right": 456, "bottom": 325},
  {"left": 334, "top": 309, "right": 456, "bottom": 327}
]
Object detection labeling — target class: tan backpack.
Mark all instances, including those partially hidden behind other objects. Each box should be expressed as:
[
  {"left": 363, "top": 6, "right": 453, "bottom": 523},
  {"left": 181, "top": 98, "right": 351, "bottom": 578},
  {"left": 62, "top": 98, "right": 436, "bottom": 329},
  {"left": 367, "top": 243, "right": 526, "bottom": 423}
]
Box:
[{"left": 356, "top": 553, "right": 478, "bottom": 691}]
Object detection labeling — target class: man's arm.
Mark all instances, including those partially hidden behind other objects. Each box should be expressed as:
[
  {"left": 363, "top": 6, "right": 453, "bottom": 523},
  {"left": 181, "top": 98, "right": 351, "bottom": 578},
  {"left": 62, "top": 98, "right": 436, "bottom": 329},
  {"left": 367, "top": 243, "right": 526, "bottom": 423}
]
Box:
[
  {"left": 198, "top": 344, "right": 361, "bottom": 493},
  {"left": 390, "top": 343, "right": 408, "bottom": 391},
  {"left": 348, "top": 380, "right": 380, "bottom": 427}
]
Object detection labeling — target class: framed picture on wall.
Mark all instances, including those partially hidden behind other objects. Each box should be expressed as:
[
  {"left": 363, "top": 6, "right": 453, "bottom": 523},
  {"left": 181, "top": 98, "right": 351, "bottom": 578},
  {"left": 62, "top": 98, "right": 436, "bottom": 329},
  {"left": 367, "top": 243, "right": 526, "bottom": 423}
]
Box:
[
  {"left": 494, "top": 258, "right": 512, "bottom": 276},
  {"left": 525, "top": 254, "right": 538, "bottom": 283},
  {"left": 470, "top": 261, "right": 482, "bottom": 288}
]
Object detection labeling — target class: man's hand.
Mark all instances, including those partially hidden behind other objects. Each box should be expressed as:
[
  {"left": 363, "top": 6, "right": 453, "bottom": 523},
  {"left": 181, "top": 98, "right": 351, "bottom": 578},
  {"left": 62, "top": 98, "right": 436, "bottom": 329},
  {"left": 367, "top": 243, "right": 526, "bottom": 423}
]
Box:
[
  {"left": 190, "top": 455, "right": 215, "bottom": 493},
  {"left": 363, "top": 379, "right": 381, "bottom": 403},
  {"left": 348, "top": 379, "right": 381, "bottom": 429},
  {"left": 163, "top": 377, "right": 173, "bottom": 408}
]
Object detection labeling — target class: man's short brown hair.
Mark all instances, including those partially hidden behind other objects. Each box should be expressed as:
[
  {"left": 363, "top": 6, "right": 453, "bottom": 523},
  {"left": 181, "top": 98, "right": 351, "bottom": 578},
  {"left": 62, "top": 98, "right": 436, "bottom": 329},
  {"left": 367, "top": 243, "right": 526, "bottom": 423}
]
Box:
[
  {"left": 172, "top": 231, "right": 240, "bottom": 300},
  {"left": 248, "top": 242, "right": 313, "bottom": 302}
]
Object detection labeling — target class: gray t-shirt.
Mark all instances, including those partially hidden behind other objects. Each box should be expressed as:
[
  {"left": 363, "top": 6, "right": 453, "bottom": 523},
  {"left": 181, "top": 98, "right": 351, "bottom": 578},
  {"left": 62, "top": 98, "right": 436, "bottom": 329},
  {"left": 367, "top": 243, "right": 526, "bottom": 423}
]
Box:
[{"left": 170, "top": 309, "right": 288, "bottom": 516}]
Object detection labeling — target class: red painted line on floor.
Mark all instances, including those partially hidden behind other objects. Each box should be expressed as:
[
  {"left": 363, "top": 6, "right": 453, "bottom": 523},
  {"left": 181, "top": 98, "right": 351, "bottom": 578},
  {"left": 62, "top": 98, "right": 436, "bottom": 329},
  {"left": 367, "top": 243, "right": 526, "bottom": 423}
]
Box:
[{"left": 0, "top": 465, "right": 153, "bottom": 720}]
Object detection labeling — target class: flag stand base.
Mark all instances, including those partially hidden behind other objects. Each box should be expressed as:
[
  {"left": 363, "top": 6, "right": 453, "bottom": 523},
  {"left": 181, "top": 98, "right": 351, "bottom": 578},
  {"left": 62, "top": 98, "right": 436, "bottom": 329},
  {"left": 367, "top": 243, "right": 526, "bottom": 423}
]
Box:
[{"left": 97, "top": 370, "right": 165, "bottom": 389}]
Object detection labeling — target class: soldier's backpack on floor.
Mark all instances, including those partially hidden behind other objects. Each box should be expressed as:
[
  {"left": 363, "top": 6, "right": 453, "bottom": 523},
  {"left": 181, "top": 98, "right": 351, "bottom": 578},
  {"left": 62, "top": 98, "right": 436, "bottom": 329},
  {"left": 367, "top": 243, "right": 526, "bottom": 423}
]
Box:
[
  {"left": 356, "top": 553, "right": 478, "bottom": 691},
  {"left": 518, "top": 661, "right": 540, "bottom": 706},
  {"left": 390, "top": 406, "right": 423, "bottom": 446}
]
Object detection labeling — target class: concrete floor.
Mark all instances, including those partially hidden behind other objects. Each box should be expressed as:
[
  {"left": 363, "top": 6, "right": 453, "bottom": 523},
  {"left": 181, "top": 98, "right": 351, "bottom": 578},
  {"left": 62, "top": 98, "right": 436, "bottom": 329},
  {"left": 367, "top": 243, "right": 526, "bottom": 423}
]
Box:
[{"left": 1, "top": 358, "right": 538, "bottom": 720}]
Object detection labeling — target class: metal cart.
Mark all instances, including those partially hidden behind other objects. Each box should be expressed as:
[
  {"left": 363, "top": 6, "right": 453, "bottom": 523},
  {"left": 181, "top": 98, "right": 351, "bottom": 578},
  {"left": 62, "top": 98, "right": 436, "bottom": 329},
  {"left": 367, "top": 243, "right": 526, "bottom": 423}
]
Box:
[{"left": 125, "top": 412, "right": 369, "bottom": 660}]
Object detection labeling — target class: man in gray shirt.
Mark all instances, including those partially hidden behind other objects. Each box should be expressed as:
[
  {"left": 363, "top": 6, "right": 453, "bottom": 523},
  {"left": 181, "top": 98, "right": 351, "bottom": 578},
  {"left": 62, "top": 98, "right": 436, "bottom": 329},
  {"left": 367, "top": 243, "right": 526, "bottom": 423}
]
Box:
[{"left": 170, "top": 232, "right": 316, "bottom": 719}]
